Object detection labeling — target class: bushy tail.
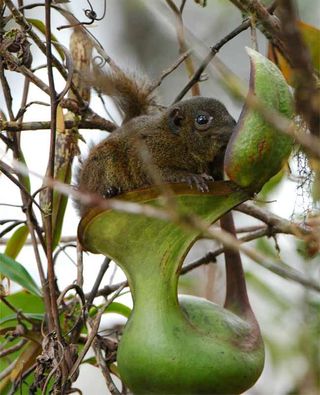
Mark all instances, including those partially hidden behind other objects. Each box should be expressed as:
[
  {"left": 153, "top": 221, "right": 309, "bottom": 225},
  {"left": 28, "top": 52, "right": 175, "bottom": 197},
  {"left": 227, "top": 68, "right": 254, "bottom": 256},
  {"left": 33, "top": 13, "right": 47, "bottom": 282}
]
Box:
[{"left": 91, "top": 65, "right": 158, "bottom": 122}]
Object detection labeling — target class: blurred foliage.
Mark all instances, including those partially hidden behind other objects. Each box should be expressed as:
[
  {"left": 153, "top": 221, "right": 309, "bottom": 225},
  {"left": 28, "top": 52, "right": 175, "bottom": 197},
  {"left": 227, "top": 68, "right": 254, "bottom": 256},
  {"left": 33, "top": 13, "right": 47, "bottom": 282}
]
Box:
[{"left": 268, "top": 21, "right": 320, "bottom": 86}]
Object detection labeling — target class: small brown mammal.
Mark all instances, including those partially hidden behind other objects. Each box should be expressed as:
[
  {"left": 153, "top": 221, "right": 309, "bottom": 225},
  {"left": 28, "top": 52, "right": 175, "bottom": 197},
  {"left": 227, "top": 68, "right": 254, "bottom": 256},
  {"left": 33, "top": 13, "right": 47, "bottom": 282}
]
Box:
[{"left": 76, "top": 69, "right": 236, "bottom": 216}]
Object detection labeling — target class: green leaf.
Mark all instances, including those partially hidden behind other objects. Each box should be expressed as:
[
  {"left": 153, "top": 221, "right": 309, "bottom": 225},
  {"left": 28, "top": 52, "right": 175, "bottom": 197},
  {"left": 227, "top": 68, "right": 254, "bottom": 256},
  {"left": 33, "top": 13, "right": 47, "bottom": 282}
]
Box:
[
  {"left": 300, "top": 20, "right": 320, "bottom": 73},
  {"left": 0, "top": 291, "right": 44, "bottom": 328},
  {"left": 268, "top": 21, "right": 320, "bottom": 85},
  {"left": 312, "top": 169, "right": 320, "bottom": 203},
  {"left": 0, "top": 313, "right": 44, "bottom": 326},
  {"left": 106, "top": 302, "right": 131, "bottom": 318},
  {"left": 0, "top": 295, "right": 42, "bottom": 394},
  {"left": 82, "top": 356, "right": 96, "bottom": 365},
  {"left": 52, "top": 166, "right": 71, "bottom": 249},
  {"left": 17, "top": 152, "right": 31, "bottom": 193},
  {"left": 257, "top": 168, "right": 286, "bottom": 200},
  {"left": 27, "top": 18, "right": 65, "bottom": 60},
  {"left": 51, "top": 105, "right": 78, "bottom": 249},
  {"left": 89, "top": 301, "right": 131, "bottom": 319},
  {"left": 4, "top": 224, "right": 29, "bottom": 259},
  {"left": 0, "top": 366, "right": 36, "bottom": 395},
  {"left": 225, "top": 48, "right": 294, "bottom": 190},
  {"left": 0, "top": 253, "right": 41, "bottom": 296}
]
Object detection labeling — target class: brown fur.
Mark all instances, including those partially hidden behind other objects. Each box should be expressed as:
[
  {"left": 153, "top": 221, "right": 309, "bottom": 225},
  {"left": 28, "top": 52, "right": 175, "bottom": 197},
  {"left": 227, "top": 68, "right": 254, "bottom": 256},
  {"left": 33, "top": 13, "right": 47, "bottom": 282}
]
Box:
[
  {"left": 91, "top": 66, "right": 158, "bottom": 121},
  {"left": 76, "top": 94, "right": 235, "bottom": 216}
]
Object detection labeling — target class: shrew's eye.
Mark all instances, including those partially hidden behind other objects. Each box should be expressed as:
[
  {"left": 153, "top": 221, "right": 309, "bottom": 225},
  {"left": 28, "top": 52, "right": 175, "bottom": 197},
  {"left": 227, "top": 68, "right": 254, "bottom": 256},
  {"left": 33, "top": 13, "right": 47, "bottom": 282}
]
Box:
[
  {"left": 196, "top": 114, "right": 209, "bottom": 124},
  {"left": 194, "top": 113, "right": 213, "bottom": 131}
]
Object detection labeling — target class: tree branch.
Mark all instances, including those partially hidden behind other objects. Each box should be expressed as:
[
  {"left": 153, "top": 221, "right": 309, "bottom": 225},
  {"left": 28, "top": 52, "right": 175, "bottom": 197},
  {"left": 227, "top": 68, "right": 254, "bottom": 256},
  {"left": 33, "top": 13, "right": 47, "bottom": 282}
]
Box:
[
  {"left": 175, "top": 17, "right": 251, "bottom": 102},
  {"left": 166, "top": 0, "right": 200, "bottom": 96},
  {"left": 236, "top": 201, "right": 312, "bottom": 237},
  {"left": 1, "top": 118, "right": 115, "bottom": 132},
  {"left": 277, "top": 0, "right": 320, "bottom": 138},
  {"left": 229, "top": 0, "right": 286, "bottom": 54},
  {"left": 4, "top": 0, "right": 86, "bottom": 105}
]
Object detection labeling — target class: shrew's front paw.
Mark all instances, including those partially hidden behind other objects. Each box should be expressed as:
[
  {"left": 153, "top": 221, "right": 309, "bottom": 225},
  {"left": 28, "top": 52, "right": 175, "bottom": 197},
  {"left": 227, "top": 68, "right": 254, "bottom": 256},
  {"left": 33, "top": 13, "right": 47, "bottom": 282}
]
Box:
[
  {"left": 103, "top": 186, "right": 122, "bottom": 198},
  {"left": 165, "top": 173, "right": 213, "bottom": 192},
  {"left": 185, "top": 174, "right": 214, "bottom": 192}
]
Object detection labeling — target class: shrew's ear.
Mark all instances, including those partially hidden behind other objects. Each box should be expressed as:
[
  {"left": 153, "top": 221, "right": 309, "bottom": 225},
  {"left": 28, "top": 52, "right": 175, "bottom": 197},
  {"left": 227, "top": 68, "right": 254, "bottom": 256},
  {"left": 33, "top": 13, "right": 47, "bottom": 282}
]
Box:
[{"left": 168, "top": 107, "right": 185, "bottom": 134}]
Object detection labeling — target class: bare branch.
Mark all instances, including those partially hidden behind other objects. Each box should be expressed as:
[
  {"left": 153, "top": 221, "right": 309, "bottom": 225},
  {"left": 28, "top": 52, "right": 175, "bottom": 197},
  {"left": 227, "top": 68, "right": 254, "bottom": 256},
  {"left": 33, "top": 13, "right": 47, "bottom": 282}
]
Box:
[
  {"left": 68, "top": 284, "right": 126, "bottom": 381},
  {"left": 1, "top": 118, "right": 116, "bottom": 132},
  {"left": 237, "top": 201, "right": 312, "bottom": 237},
  {"left": 175, "top": 17, "right": 251, "bottom": 102},
  {"left": 4, "top": 0, "right": 87, "bottom": 105},
  {"left": 41, "top": 0, "right": 63, "bottom": 341},
  {"left": 0, "top": 339, "right": 27, "bottom": 358},
  {"left": 166, "top": 0, "right": 200, "bottom": 96},
  {"left": 149, "top": 50, "right": 191, "bottom": 92},
  {"left": 229, "top": 0, "right": 285, "bottom": 54},
  {"left": 192, "top": 215, "right": 320, "bottom": 292},
  {"left": 87, "top": 257, "right": 111, "bottom": 307}
]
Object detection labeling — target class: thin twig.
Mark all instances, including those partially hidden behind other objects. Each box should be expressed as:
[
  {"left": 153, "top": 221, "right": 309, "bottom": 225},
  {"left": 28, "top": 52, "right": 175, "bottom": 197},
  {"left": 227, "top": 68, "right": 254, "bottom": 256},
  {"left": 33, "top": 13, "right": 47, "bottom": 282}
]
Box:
[
  {"left": 166, "top": 0, "right": 200, "bottom": 96},
  {"left": 92, "top": 338, "right": 121, "bottom": 395},
  {"left": 189, "top": 214, "right": 320, "bottom": 292},
  {"left": 0, "top": 161, "right": 42, "bottom": 212},
  {"left": 174, "top": 1, "right": 280, "bottom": 102},
  {"left": 44, "top": 0, "right": 63, "bottom": 344},
  {"left": 149, "top": 50, "right": 191, "bottom": 92},
  {"left": 57, "top": 0, "right": 107, "bottom": 30},
  {"left": 1, "top": 118, "right": 116, "bottom": 132},
  {"left": 91, "top": 281, "right": 128, "bottom": 299},
  {"left": 174, "top": 17, "right": 251, "bottom": 102},
  {"left": 57, "top": 284, "right": 86, "bottom": 336},
  {"left": 0, "top": 203, "right": 23, "bottom": 209},
  {"left": 1, "top": 296, "right": 36, "bottom": 325},
  {"left": 236, "top": 201, "right": 311, "bottom": 237},
  {"left": 0, "top": 61, "right": 15, "bottom": 120},
  {"left": 15, "top": 68, "right": 30, "bottom": 128},
  {"left": 68, "top": 284, "right": 126, "bottom": 381},
  {"left": 0, "top": 54, "right": 115, "bottom": 134},
  {"left": 235, "top": 225, "right": 266, "bottom": 233},
  {"left": 0, "top": 360, "right": 17, "bottom": 381},
  {"left": 250, "top": 15, "right": 258, "bottom": 51},
  {"left": 8, "top": 363, "right": 37, "bottom": 395},
  {"left": 55, "top": 43, "right": 74, "bottom": 102},
  {"left": 0, "top": 339, "right": 27, "bottom": 358},
  {"left": 0, "top": 220, "right": 25, "bottom": 238},
  {"left": 181, "top": 226, "right": 275, "bottom": 274},
  {"left": 229, "top": 0, "right": 285, "bottom": 55},
  {"left": 19, "top": 1, "right": 119, "bottom": 71},
  {"left": 0, "top": 235, "right": 77, "bottom": 245},
  {"left": 4, "top": 0, "right": 86, "bottom": 105},
  {"left": 87, "top": 257, "right": 111, "bottom": 307},
  {"left": 77, "top": 242, "right": 84, "bottom": 288}
]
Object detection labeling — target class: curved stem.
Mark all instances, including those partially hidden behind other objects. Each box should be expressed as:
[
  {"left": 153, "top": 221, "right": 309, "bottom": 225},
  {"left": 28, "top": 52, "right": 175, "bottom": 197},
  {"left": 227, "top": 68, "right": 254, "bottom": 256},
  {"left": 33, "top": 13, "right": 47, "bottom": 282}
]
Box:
[{"left": 220, "top": 212, "right": 254, "bottom": 320}]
